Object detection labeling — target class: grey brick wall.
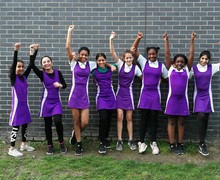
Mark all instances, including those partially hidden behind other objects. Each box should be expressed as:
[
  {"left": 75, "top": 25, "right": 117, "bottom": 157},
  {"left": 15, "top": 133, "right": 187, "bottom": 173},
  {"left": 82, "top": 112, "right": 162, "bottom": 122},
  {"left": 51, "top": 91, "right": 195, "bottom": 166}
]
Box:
[{"left": 0, "top": 0, "right": 220, "bottom": 144}]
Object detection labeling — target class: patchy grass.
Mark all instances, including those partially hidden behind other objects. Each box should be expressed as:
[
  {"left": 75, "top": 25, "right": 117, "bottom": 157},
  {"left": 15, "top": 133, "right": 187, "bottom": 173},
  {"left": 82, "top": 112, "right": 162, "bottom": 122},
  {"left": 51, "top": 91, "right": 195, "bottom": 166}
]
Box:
[{"left": 0, "top": 140, "right": 219, "bottom": 179}]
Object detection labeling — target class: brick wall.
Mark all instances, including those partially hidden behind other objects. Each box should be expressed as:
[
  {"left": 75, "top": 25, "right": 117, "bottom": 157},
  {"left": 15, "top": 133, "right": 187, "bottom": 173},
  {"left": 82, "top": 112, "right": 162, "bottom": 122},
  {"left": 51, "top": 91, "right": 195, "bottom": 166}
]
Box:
[{"left": 0, "top": 0, "right": 220, "bottom": 144}]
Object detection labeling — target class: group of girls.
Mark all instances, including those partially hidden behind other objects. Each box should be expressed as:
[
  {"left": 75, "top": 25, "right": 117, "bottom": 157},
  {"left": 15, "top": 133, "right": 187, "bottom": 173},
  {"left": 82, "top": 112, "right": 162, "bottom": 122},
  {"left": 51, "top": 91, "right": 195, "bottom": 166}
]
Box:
[
  {"left": 9, "top": 43, "right": 67, "bottom": 157},
  {"left": 8, "top": 25, "right": 219, "bottom": 157}
]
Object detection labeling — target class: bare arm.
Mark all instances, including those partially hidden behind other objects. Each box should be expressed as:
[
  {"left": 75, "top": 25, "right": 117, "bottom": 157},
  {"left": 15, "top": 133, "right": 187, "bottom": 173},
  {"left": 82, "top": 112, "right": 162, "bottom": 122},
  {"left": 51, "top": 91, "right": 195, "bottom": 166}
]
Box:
[
  {"left": 109, "top": 31, "right": 119, "bottom": 62},
  {"left": 66, "top": 25, "right": 74, "bottom": 62},
  {"left": 163, "top": 32, "right": 172, "bottom": 69},
  {"left": 130, "top": 32, "right": 143, "bottom": 58},
  {"left": 187, "top": 32, "right": 197, "bottom": 70}
]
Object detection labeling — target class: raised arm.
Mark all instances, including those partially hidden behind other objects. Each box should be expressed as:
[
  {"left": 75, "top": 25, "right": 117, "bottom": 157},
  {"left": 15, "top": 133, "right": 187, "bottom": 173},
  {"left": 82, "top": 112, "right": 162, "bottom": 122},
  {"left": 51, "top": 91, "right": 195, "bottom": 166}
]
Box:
[
  {"left": 187, "top": 32, "right": 197, "bottom": 70},
  {"left": 9, "top": 43, "right": 21, "bottom": 85},
  {"left": 163, "top": 32, "right": 172, "bottom": 69},
  {"left": 130, "top": 32, "right": 143, "bottom": 58},
  {"left": 66, "top": 25, "right": 75, "bottom": 62},
  {"left": 24, "top": 44, "right": 39, "bottom": 78},
  {"left": 109, "top": 31, "right": 119, "bottom": 62},
  {"left": 30, "top": 44, "right": 43, "bottom": 81}
]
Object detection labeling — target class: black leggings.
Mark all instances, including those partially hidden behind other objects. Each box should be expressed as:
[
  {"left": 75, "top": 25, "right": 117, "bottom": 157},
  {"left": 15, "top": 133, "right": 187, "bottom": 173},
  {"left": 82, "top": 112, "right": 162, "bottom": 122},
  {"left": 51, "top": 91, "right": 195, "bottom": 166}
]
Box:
[
  {"left": 44, "top": 114, "right": 64, "bottom": 146},
  {"left": 197, "top": 112, "right": 209, "bottom": 144},
  {"left": 10, "top": 124, "right": 28, "bottom": 147},
  {"left": 98, "top": 109, "right": 113, "bottom": 143},
  {"left": 140, "top": 109, "right": 158, "bottom": 143}
]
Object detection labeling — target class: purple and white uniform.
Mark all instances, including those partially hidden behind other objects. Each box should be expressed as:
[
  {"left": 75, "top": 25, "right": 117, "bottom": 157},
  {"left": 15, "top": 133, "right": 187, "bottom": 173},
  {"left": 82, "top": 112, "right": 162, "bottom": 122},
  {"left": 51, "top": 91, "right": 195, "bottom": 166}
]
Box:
[
  {"left": 9, "top": 75, "right": 32, "bottom": 126},
  {"left": 165, "top": 66, "right": 190, "bottom": 116},
  {"left": 116, "top": 59, "right": 142, "bottom": 110},
  {"left": 68, "top": 60, "right": 96, "bottom": 109},
  {"left": 191, "top": 63, "right": 220, "bottom": 113},
  {"left": 93, "top": 67, "right": 116, "bottom": 110},
  {"left": 39, "top": 69, "right": 62, "bottom": 117},
  {"left": 137, "top": 54, "right": 168, "bottom": 110}
]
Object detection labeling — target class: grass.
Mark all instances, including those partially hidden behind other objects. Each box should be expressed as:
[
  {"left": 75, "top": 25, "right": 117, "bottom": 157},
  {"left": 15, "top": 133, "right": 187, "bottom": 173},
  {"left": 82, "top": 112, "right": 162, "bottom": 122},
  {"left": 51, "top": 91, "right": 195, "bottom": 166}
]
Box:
[{"left": 0, "top": 139, "right": 219, "bottom": 180}]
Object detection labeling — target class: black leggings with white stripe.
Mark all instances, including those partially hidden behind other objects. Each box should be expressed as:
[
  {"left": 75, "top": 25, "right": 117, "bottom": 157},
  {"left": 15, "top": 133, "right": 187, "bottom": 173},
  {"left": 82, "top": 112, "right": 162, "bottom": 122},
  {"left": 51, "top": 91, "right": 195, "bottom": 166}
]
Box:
[{"left": 10, "top": 124, "right": 28, "bottom": 147}]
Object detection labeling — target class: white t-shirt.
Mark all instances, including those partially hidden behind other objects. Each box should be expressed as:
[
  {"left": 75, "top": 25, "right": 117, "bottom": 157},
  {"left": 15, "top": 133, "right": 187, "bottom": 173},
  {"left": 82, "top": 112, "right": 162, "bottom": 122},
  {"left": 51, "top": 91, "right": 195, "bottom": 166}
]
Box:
[
  {"left": 190, "top": 63, "right": 220, "bottom": 78},
  {"left": 137, "top": 54, "right": 168, "bottom": 79},
  {"left": 116, "top": 59, "right": 142, "bottom": 77},
  {"left": 69, "top": 60, "right": 97, "bottom": 72}
]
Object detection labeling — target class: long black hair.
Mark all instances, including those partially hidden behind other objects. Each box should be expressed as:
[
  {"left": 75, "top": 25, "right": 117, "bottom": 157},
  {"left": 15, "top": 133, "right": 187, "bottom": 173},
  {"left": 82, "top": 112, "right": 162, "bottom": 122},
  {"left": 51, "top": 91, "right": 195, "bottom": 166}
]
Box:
[
  {"left": 95, "top": 53, "right": 106, "bottom": 60},
  {"left": 199, "top": 50, "right": 211, "bottom": 64},
  {"left": 40, "top": 56, "right": 53, "bottom": 65},
  {"left": 9, "top": 59, "right": 24, "bottom": 78}
]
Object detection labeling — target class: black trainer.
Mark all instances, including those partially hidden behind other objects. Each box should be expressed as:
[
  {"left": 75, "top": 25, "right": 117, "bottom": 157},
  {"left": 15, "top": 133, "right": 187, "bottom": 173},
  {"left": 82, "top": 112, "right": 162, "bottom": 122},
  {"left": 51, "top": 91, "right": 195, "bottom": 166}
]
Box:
[
  {"left": 176, "top": 143, "right": 184, "bottom": 155},
  {"left": 199, "top": 143, "right": 209, "bottom": 156},
  {"left": 169, "top": 144, "right": 177, "bottom": 154},
  {"left": 104, "top": 139, "right": 111, "bottom": 149},
  {"left": 98, "top": 143, "right": 106, "bottom": 154},
  {"left": 69, "top": 130, "right": 76, "bottom": 145},
  {"left": 46, "top": 145, "right": 54, "bottom": 155},
  {"left": 60, "top": 142, "right": 67, "bottom": 154},
  {"left": 75, "top": 145, "right": 82, "bottom": 156}
]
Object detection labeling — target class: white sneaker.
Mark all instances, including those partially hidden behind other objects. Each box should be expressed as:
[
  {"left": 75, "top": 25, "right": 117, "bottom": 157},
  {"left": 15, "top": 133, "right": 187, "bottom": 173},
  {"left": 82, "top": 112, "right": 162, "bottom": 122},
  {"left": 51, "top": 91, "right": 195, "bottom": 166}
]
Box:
[
  {"left": 20, "top": 144, "right": 35, "bottom": 152},
  {"left": 150, "top": 141, "right": 159, "bottom": 155},
  {"left": 8, "top": 148, "right": 23, "bottom": 157},
  {"left": 138, "top": 142, "right": 147, "bottom": 153}
]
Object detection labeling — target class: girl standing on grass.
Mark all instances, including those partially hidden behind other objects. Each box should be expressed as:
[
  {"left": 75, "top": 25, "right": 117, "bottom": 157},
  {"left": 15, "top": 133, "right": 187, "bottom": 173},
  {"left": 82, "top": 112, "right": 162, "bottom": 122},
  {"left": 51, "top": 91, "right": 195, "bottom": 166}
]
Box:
[
  {"left": 8, "top": 43, "right": 35, "bottom": 157},
  {"left": 31, "top": 44, "right": 67, "bottom": 155},
  {"left": 66, "top": 25, "right": 97, "bottom": 156},
  {"left": 190, "top": 50, "right": 220, "bottom": 156},
  {"left": 109, "top": 31, "right": 142, "bottom": 151},
  {"left": 130, "top": 32, "right": 168, "bottom": 155},
  {"left": 91, "top": 53, "right": 116, "bottom": 154},
  {"left": 163, "top": 32, "right": 196, "bottom": 155}
]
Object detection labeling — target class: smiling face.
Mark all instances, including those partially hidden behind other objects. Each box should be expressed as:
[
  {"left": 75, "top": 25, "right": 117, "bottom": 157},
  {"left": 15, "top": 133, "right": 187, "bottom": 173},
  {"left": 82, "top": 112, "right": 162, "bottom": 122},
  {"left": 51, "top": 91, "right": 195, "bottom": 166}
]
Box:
[
  {"left": 174, "top": 56, "right": 185, "bottom": 71},
  {"left": 124, "top": 52, "right": 134, "bottom": 66},
  {"left": 96, "top": 56, "right": 106, "bottom": 68},
  {"left": 147, "top": 48, "right": 158, "bottom": 62},
  {"left": 41, "top": 56, "right": 53, "bottom": 71},
  {"left": 16, "top": 61, "right": 24, "bottom": 76},
  {"left": 199, "top": 54, "right": 209, "bottom": 66},
  {"left": 78, "top": 50, "right": 89, "bottom": 63}
]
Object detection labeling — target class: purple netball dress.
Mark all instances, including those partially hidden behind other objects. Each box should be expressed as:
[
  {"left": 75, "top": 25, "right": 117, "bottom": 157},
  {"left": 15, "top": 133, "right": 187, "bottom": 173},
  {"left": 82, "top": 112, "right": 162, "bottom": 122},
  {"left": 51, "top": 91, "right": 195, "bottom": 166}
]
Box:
[
  {"left": 39, "top": 69, "right": 62, "bottom": 117},
  {"left": 165, "top": 66, "right": 190, "bottom": 116},
  {"left": 9, "top": 75, "right": 32, "bottom": 126},
  {"left": 68, "top": 61, "right": 92, "bottom": 109},
  {"left": 138, "top": 60, "right": 163, "bottom": 110},
  {"left": 193, "top": 64, "right": 213, "bottom": 113},
  {"left": 116, "top": 61, "right": 139, "bottom": 110},
  {"left": 93, "top": 68, "right": 116, "bottom": 110}
]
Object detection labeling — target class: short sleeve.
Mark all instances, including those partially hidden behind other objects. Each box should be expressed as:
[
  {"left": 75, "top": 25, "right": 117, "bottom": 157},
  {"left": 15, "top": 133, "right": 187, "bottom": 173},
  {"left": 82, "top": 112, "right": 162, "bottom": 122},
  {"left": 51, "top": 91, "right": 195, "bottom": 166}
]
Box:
[
  {"left": 135, "top": 65, "right": 142, "bottom": 77},
  {"left": 161, "top": 64, "right": 168, "bottom": 79},
  {"left": 116, "top": 59, "right": 124, "bottom": 71},
  {"left": 89, "top": 61, "right": 97, "bottom": 71},
  {"left": 69, "top": 60, "right": 77, "bottom": 71},
  {"left": 137, "top": 54, "right": 147, "bottom": 70},
  {"left": 212, "top": 63, "right": 220, "bottom": 75}
]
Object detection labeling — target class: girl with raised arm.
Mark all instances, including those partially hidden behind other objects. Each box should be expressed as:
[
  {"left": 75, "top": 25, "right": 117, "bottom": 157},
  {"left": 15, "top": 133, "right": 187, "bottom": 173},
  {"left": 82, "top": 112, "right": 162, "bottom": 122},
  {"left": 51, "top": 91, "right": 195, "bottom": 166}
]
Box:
[
  {"left": 66, "top": 25, "right": 97, "bottom": 156},
  {"left": 190, "top": 49, "right": 220, "bottom": 156},
  {"left": 130, "top": 32, "right": 168, "bottom": 155},
  {"left": 109, "top": 31, "right": 142, "bottom": 151},
  {"left": 31, "top": 45, "right": 67, "bottom": 155},
  {"left": 8, "top": 43, "right": 36, "bottom": 157},
  {"left": 163, "top": 32, "right": 196, "bottom": 155}
]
